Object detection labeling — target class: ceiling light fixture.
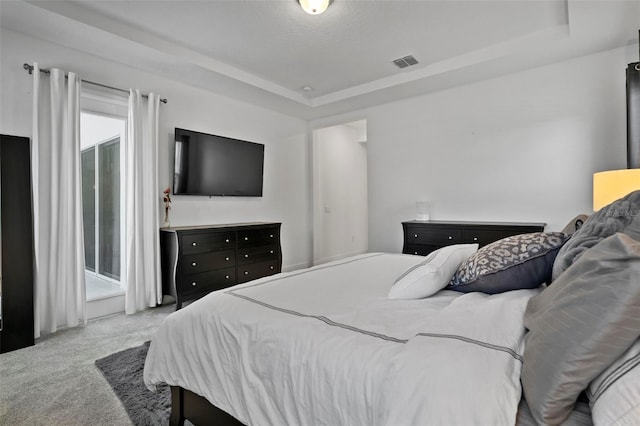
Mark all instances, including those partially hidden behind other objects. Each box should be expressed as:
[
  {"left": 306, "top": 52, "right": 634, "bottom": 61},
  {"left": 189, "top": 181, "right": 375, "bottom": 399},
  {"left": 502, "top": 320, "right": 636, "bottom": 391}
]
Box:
[{"left": 298, "top": 0, "right": 331, "bottom": 15}]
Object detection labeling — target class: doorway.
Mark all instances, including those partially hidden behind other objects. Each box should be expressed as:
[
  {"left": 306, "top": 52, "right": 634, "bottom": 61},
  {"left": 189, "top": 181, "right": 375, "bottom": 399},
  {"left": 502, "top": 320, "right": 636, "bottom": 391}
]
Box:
[
  {"left": 312, "top": 119, "right": 368, "bottom": 265},
  {"left": 80, "top": 112, "right": 125, "bottom": 301}
]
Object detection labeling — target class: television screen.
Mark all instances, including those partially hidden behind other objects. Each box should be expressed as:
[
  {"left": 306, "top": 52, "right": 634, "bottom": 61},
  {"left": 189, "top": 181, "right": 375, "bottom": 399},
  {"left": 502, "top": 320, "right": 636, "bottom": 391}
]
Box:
[{"left": 173, "top": 128, "right": 264, "bottom": 196}]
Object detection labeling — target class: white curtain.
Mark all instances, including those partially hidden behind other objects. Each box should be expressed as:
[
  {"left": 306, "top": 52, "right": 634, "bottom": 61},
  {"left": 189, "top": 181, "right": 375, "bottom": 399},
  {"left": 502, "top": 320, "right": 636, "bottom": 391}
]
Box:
[
  {"left": 32, "top": 63, "right": 86, "bottom": 338},
  {"left": 125, "top": 90, "right": 162, "bottom": 314}
]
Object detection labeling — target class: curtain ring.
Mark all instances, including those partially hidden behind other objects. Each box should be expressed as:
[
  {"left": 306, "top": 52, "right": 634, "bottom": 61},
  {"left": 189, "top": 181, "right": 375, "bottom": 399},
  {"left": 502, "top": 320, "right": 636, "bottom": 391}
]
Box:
[{"left": 636, "top": 63, "right": 640, "bottom": 71}]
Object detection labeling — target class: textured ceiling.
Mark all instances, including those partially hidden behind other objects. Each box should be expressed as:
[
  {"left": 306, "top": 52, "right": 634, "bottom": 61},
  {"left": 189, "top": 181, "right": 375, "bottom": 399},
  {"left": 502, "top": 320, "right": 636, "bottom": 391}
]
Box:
[{"left": 2, "top": 0, "right": 639, "bottom": 119}]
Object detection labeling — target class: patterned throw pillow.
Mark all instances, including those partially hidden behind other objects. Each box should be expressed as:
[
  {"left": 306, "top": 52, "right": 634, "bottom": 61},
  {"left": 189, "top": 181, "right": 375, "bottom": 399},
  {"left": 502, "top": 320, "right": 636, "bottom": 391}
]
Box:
[{"left": 448, "top": 232, "right": 569, "bottom": 294}]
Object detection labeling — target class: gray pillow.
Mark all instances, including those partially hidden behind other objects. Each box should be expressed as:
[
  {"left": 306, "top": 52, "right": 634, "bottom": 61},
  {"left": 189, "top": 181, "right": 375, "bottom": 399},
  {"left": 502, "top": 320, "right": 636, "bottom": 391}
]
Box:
[
  {"left": 448, "top": 232, "right": 568, "bottom": 294},
  {"left": 552, "top": 190, "right": 640, "bottom": 280},
  {"left": 522, "top": 232, "right": 640, "bottom": 426}
]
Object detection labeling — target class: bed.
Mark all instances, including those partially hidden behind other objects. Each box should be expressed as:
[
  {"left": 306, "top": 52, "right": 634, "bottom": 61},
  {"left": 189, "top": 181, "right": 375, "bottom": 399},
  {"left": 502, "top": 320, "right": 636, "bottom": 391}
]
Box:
[{"left": 144, "top": 191, "right": 640, "bottom": 426}]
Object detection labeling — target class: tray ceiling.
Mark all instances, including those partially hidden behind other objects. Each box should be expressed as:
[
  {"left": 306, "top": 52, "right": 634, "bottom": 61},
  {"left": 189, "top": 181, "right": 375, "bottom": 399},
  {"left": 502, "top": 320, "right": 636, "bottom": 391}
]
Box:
[{"left": 2, "top": 0, "right": 639, "bottom": 119}]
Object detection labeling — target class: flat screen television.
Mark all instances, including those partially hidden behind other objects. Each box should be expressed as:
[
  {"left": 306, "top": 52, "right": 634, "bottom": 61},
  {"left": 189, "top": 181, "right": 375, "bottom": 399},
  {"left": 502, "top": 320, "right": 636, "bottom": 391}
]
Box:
[{"left": 173, "top": 128, "right": 264, "bottom": 196}]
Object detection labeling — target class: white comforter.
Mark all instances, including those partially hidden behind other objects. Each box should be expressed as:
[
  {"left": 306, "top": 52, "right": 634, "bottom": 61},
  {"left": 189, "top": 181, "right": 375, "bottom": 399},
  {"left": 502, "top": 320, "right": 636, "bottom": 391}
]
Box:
[{"left": 144, "top": 253, "right": 538, "bottom": 426}]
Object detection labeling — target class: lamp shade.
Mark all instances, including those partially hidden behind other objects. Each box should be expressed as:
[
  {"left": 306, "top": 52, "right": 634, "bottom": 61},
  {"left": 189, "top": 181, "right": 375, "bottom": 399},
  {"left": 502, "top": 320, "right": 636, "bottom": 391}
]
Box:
[
  {"left": 298, "top": 0, "right": 330, "bottom": 15},
  {"left": 593, "top": 168, "right": 640, "bottom": 211}
]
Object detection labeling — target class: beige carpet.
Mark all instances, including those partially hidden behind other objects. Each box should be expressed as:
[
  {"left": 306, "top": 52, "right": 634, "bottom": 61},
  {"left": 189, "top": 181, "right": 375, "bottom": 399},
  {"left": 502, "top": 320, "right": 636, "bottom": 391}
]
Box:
[{"left": 0, "top": 305, "right": 174, "bottom": 426}]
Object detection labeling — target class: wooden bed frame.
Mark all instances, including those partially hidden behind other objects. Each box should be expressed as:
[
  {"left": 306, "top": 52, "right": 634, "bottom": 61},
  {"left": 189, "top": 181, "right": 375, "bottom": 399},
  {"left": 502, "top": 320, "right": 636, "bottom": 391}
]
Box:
[{"left": 170, "top": 386, "right": 244, "bottom": 426}]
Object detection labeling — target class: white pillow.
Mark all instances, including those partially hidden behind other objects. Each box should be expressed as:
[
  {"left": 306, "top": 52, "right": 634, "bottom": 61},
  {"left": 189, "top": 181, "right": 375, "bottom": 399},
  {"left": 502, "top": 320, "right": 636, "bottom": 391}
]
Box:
[
  {"left": 388, "top": 244, "right": 478, "bottom": 300},
  {"left": 588, "top": 338, "right": 640, "bottom": 426}
]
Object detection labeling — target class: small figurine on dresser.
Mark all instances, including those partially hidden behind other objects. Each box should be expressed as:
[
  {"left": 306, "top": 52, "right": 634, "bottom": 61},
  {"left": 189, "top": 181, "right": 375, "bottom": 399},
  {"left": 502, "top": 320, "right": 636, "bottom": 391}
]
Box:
[{"left": 163, "top": 187, "right": 172, "bottom": 226}]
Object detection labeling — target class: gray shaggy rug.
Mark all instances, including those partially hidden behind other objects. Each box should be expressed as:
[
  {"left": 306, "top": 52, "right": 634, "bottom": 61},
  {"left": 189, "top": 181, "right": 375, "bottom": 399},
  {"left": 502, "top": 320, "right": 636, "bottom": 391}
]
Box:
[{"left": 95, "top": 341, "right": 170, "bottom": 425}]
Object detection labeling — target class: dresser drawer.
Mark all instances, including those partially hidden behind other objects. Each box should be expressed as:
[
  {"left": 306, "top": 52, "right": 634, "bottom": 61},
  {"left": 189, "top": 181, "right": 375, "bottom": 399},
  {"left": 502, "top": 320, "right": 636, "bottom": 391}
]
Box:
[
  {"left": 405, "top": 227, "right": 463, "bottom": 245},
  {"left": 237, "top": 260, "right": 280, "bottom": 284},
  {"left": 237, "top": 227, "right": 279, "bottom": 248},
  {"left": 178, "top": 267, "right": 236, "bottom": 296},
  {"left": 404, "top": 244, "right": 441, "bottom": 256},
  {"left": 182, "top": 231, "right": 235, "bottom": 255},
  {"left": 462, "top": 229, "right": 532, "bottom": 247},
  {"left": 237, "top": 245, "right": 279, "bottom": 266},
  {"left": 181, "top": 249, "right": 236, "bottom": 273}
]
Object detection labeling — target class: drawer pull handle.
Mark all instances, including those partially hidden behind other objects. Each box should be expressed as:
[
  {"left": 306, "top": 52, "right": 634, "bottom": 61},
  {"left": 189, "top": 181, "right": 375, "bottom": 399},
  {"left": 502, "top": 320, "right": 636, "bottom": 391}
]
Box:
[
  {"left": 191, "top": 282, "right": 197, "bottom": 287},
  {"left": 225, "top": 239, "right": 230, "bottom": 243},
  {"left": 270, "top": 266, "right": 274, "bottom": 270},
  {"left": 414, "top": 234, "right": 418, "bottom": 238},
  {"left": 270, "top": 234, "right": 273, "bottom": 238},
  {"left": 225, "top": 257, "right": 230, "bottom": 261},
  {"left": 448, "top": 236, "right": 453, "bottom": 240},
  {"left": 191, "top": 262, "right": 197, "bottom": 266},
  {"left": 244, "top": 254, "right": 249, "bottom": 258},
  {"left": 244, "top": 271, "right": 249, "bottom": 275},
  {"left": 192, "top": 242, "right": 197, "bottom": 246},
  {"left": 244, "top": 237, "right": 249, "bottom": 241},
  {"left": 414, "top": 251, "right": 418, "bottom": 255},
  {"left": 473, "top": 237, "right": 478, "bottom": 241},
  {"left": 225, "top": 275, "right": 230, "bottom": 279}
]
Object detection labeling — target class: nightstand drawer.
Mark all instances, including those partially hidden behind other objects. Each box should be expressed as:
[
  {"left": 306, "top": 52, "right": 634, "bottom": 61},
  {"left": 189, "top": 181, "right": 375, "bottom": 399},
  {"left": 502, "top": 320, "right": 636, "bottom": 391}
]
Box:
[
  {"left": 181, "top": 249, "right": 236, "bottom": 273},
  {"left": 237, "top": 260, "right": 279, "bottom": 284},
  {"left": 405, "top": 227, "right": 463, "bottom": 245},
  {"left": 182, "top": 232, "right": 235, "bottom": 255},
  {"left": 237, "top": 245, "right": 279, "bottom": 266},
  {"left": 178, "top": 267, "right": 236, "bottom": 295},
  {"left": 237, "top": 228, "right": 279, "bottom": 248}
]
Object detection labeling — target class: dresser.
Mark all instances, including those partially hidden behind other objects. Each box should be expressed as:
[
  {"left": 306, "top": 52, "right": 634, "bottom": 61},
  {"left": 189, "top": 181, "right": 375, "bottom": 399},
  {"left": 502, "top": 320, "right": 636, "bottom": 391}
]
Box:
[
  {"left": 160, "top": 222, "right": 282, "bottom": 309},
  {"left": 402, "top": 220, "right": 546, "bottom": 256}
]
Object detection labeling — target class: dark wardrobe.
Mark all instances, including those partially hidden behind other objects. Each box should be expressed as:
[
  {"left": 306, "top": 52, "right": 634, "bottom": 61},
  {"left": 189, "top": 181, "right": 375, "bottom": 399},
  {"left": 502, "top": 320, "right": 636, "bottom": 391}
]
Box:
[
  {"left": 0, "top": 134, "right": 34, "bottom": 353},
  {"left": 628, "top": 31, "right": 640, "bottom": 168}
]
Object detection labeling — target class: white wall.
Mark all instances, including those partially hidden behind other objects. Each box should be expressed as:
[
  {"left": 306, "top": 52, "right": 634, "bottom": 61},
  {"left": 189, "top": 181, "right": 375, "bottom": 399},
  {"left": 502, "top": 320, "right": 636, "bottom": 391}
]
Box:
[
  {"left": 3, "top": 26, "right": 637, "bottom": 264},
  {"left": 313, "top": 122, "right": 368, "bottom": 264},
  {"left": 313, "top": 45, "right": 637, "bottom": 254},
  {"left": 0, "top": 28, "right": 311, "bottom": 271}
]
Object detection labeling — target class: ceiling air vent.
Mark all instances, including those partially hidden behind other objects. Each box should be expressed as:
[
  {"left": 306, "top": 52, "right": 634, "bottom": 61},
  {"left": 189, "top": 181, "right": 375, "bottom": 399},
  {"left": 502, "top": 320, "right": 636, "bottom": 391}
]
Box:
[{"left": 393, "top": 55, "right": 419, "bottom": 69}]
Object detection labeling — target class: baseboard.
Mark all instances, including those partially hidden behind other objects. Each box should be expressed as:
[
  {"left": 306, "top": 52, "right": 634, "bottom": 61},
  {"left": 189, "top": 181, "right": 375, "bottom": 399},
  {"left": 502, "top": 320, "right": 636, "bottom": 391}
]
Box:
[
  {"left": 282, "top": 261, "right": 312, "bottom": 272},
  {"left": 313, "top": 249, "right": 368, "bottom": 266},
  {"left": 87, "top": 293, "right": 125, "bottom": 320}
]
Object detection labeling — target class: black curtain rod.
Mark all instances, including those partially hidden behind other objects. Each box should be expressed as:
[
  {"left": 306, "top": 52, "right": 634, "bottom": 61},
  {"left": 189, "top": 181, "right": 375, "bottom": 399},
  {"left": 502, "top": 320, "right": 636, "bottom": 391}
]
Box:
[{"left": 23, "top": 63, "right": 168, "bottom": 104}]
